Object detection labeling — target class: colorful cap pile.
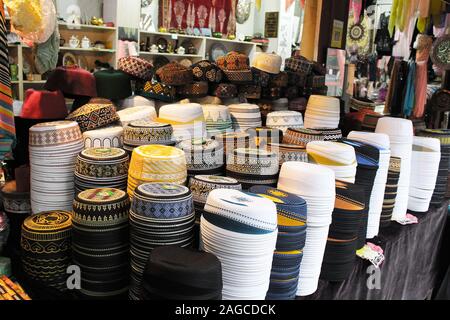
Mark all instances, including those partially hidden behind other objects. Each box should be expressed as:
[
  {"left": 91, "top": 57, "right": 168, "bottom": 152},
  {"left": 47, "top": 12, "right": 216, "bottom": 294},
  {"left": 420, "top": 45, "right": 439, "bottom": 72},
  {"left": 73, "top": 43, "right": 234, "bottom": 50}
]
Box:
[
  {"left": 72, "top": 188, "right": 130, "bottom": 299},
  {"left": 229, "top": 104, "right": 262, "bottom": 132},
  {"left": 21, "top": 211, "right": 73, "bottom": 292},
  {"left": 408, "top": 137, "right": 441, "bottom": 212},
  {"left": 75, "top": 148, "right": 129, "bottom": 193},
  {"left": 249, "top": 186, "right": 307, "bottom": 300},
  {"left": 29, "top": 121, "right": 84, "bottom": 213},
  {"left": 128, "top": 145, "right": 187, "bottom": 197},
  {"left": 177, "top": 138, "right": 224, "bottom": 179},
  {"left": 266, "top": 111, "right": 304, "bottom": 133},
  {"left": 278, "top": 162, "right": 335, "bottom": 296},
  {"left": 226, "top": 148, "right": 279, "bottom": 189},
  {"left": 320, "top": 181, "right": 365, "bottom": 281},
  {"left": 201, "top": 189, "right": 278, "bottom": 300},
  {"left": 129, "top": 183, "right": 195, "bottom": 300},
  {"left": 307, "top": 141, "right": 357, "bottom": 183},
  {"left": 158, "top": 103, "right": 206, "bottom": 141},
  {"left": 304, "top": 95, "right": 340, "bottom": 129},
  {"left": 202, "top": 105, "right": 233, "bottom": 137},
  {"left": 82, "top": 126, "right": 124, "bottom": 149},
  {"left": 123, "top": 120, "right": 175, "bottom": 152}
]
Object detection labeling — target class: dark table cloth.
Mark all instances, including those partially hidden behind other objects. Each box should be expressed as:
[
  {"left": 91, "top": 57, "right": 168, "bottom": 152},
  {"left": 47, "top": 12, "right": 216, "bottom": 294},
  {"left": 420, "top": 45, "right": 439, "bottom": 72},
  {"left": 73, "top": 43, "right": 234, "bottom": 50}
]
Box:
[{"left": 299, "top": 201, "right": 449, "bottom": 300}]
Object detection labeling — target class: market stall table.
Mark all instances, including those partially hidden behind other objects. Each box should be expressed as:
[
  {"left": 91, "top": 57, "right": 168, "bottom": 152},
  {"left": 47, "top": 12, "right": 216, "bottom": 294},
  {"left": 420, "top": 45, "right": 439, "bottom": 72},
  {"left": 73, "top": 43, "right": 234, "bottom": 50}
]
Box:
[{"left": 298, "top": 201, "right": 448, "bottom": 300}]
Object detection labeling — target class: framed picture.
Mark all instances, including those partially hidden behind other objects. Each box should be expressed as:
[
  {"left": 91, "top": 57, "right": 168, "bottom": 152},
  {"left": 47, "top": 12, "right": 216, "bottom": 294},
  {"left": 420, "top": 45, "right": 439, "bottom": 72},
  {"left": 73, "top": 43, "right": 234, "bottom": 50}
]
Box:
[
  {"left": 265, "top": 12, "right": 279, "bottom": 38},
  {"left": 158, "top": 0, "right": 237, "bottom": 36}
]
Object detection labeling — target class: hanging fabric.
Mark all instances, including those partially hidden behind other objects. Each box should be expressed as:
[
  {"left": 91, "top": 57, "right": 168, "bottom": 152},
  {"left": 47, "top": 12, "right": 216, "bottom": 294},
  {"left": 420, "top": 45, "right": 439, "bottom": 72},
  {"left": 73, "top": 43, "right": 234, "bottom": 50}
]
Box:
[
  {"left": 353, "top": 0, "right": 363, "bottom": 24},
  {"left": 389, "top": 0, "right": 400, "bottom": 36},
  {"left": 414, "top": 62, "right": 428, "bottom": 118},
  {"left": 0, "top": 0, "right": 15, "bottom": 160},
  {"left": 403, "top": 60, "right": 416, "bottom": 117}
]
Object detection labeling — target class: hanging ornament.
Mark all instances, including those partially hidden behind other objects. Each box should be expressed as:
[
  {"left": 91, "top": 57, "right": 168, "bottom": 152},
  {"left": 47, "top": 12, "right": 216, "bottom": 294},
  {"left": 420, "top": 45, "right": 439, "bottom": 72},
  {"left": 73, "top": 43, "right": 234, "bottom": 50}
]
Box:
[
  {"left": 236, "top": 0, "right": 252, "bottom": 24},
  {"left": 5, "top": 0, "right": 56, "bottom": 45}
]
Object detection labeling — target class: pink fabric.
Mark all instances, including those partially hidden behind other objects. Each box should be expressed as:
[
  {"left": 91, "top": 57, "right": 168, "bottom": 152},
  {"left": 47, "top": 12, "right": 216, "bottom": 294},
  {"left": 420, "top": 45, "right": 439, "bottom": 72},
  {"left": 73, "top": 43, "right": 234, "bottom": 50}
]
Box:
[
  {"left": 418, "top": 0, "right": 430, "bottom": 17},
  {"left": 117, "top": 40, "right": 128, "bottom": 59},
  {"left": 353, "top": 0, "right": 363, "bottom": 24},
  {"left": 414, "top": 62, "right": 428, "bottom": 118}
]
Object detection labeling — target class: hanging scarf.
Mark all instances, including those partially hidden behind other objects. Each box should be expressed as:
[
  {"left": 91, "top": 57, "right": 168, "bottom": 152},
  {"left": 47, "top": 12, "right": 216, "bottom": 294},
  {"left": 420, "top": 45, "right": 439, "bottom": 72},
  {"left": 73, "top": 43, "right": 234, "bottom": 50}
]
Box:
[
  {"left": 353, "top": 0, "right": 363, "bottom": 24},
  {"left": 413, "top": 62, "right": 428, "bottom": 118},
  {"left": 403, "top": 60, "right": 416, "bottom": 117},
  {"left": 389, "top": 0, "right": 400, "bottom": 36},
  {"left": 0, "top": 0, "right": 15, "bottom": 160}
]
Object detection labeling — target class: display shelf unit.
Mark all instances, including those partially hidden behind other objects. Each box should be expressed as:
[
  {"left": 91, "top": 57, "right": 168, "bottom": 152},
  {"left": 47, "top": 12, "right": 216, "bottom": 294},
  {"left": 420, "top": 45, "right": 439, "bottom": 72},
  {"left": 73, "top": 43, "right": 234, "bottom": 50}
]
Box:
[
  {"left": 138, "top": 30, "right": 260, "bottom": 64},
  {"left": 58, "top": 21, "right": 117, "bottom": 71}
]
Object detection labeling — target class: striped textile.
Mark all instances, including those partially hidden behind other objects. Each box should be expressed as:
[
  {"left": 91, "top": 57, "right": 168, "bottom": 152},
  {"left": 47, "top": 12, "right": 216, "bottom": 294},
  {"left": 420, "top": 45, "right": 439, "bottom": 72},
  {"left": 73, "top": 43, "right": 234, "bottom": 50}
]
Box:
[{"left": 0, "top": 1, "right": 15, "bottom": 160}]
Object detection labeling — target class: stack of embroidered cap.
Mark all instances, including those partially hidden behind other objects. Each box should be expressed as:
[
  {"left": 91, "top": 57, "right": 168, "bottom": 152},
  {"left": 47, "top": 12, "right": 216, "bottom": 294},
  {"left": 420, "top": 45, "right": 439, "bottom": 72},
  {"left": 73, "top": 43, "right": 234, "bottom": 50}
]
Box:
[
  {"left": 177, "top": 138, "right": 225, "bottom": 179},
  {"left": 229, "top": 104, "right": 262, "bottom": 132},
  {"left": 72, "top": 188, "right": 130, "bottom": 299},
  {"left": 135, "top": 79, "right": 177, "bottom": 103},
  {"left": 226, "top": 148, "right": 279, "bottom": 189},
  {"left": 266, "top": 111, "right": 304, "bottom": 133},
  {"left": 408, "top": 137, "right": 441, "bottom": 212},
  {"left": 129, "top": 183, "right": 195, "bottom": 300},
  {"left": 313, "top": 128, "right": 343, "bottom": 141},
  {"left": 304, "top": 95, "right": 340, "bottom": 129},
  {"left": 141, "top": 246, "right": 223, "bottom": 300},
  {"left": 417, "top": 129, "right": 450, "bottom": 205},
  {"left": 202, "top": 105, "right": 233, "bottom": 138},
  {"left": 381, "top": 157, "right": 401, "bottom": 226},
  {"left": 29, "top": 121, "right": 84, "bottom": 213},
  {"left": 217, "top": 52, "right": 253, "bottom": 84},
  {"left": 82, "top": 126, "right": 124, "bottom": 149},
  {"left": 270, "top": 98, "right": 289, "bottom": 112},
  {"left": 214, "top": 132, "right": 250, "bottom": 159},
  {"left": 118, "top": 56, "right": 153, "bottom": 81},
  {"left": 157, "top": 61, "right": 193, "bottom": 86},
  {"left": 307, "top": 141, "right": 357, "bottom": 183},
  {"left": 189, "top": 175, "right": 242, "bottom": 248},
  {"left": 117, "top": 106, "right": 157, "bottom": 127},
  {"left": 278, "top": 162, "right": 335, "bottom": 296},
  {"left": 246, "top": 127, "right": 283, "bottom": 148},
  {"left": 348, "top": 132, "right": 391, "bottom": 238},
  {"left": 191, "top": 60, "right": 223, "bottom": 84},
  {"left": 158, "top": 103, "right": 206, "bottom": 141},
  {"left": 74, "top": 148, "right": 129, "bottom": 193},
  {"left": 66, "top": 100, "right": 120, "bottom": 133},
  {"left": 21, "top": 211, "right": 72, "bottom": 292},
  {"left": 123, "top": 120, "right": 175, "bottom": 152},
  {"left": 340, "top": 139, "right": 380, "bottom": 249},
  {"left": 189, "top": 175, "right": 242, "bottom": 218},
  {"left": 128, "top": 145, "right": 187, "bottom": 197},
  {"left": 1, "top": 181, "right": 31, "bottom": 252},
  {"left": 248, "top": 186, "right": 307, "bottom": 300},
  {"left": 376, "top": 117, "right": 413, "bottom": 222},
  {"left": 201, "top": 189, "right": 278, "bottom": 300},
  {"left": 283, "top": 128, "right": 326, "bottom": 147},
  {"left": 320, "top": 181, "right": 365, "bottom": 281},
  {"left": 266, "top": 143, "right": 309, "bottom": 166}
]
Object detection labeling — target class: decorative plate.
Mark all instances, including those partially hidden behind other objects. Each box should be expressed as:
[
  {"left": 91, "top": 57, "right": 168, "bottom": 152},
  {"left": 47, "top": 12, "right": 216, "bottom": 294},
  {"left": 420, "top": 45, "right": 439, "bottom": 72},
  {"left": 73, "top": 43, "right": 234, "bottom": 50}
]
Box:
[
  {"left": 236, "top": 0, "right": 252, "bottom": 24},
  {"left": 431, "top": 35, "right": 450, "bottom": 71},
  {"left": 157, "top": 37, "right": 168, "bottom": 52},
  {"left": 63, "top": 52, "right": 77, "bottom": 67},
  {"left": 209, "top": 43, "right": 227, "bottom": 62}
]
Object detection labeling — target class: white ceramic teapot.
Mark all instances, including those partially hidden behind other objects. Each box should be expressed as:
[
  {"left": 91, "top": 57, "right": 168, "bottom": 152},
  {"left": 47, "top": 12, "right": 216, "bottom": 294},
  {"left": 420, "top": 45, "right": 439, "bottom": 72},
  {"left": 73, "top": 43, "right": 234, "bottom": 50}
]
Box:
[
  {"left": 69, "top": 35, "right": 80, "bottom": 48},
  {"left": 81, "top": 36, "right": 90, "bottom": 49},
  {"left": 150, "top": 44, "right": 158, "bottom": 53},
  {"left": 177, "top": 46, "right": 186, "bottom": 55}
]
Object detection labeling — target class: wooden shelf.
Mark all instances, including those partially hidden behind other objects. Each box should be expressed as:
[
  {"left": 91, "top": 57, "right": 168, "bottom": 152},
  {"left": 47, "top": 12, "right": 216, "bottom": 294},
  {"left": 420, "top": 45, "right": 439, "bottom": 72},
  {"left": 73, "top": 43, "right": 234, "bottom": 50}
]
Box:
[
  {"left": 139, "top": 51, "right": 203, "bottom": 58},
  {"left": 140, "top": 31, "right": 201, "bottom": 40},
  {"left": 23, "top": 81, "right": 46, "bottom": 84},
  {"left": 59, "top": 47, "right": 116, "bottom": 53},
  {"left": 58, "top": 22, "right": 116, "bottom": 32}
]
